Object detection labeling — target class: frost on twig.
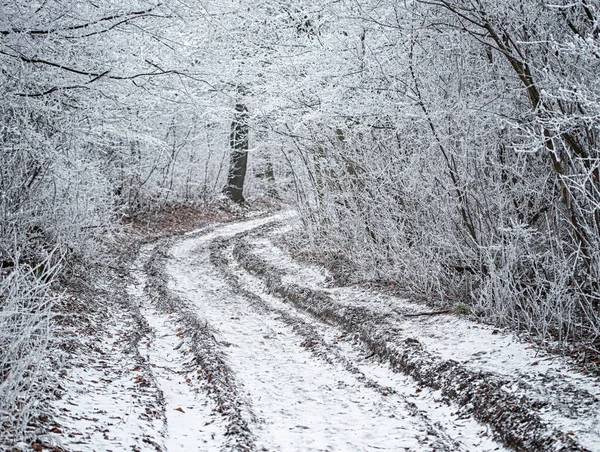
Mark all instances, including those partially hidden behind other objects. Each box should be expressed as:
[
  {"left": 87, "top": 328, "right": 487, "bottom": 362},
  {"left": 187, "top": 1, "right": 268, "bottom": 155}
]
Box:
[{"left": 0, "top": 252, "right": 60, "bottom": 446}]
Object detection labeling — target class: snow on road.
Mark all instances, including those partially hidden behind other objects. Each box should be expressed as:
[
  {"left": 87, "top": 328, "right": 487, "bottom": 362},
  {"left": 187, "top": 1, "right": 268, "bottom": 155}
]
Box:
[
  {"left": 227, "top": 255, "right": 502, "bottom": 452},
  {"left": 161, "top": 214, "right": 505, "bottom": 451},
  {"left": 48, "top": 212, "right": 600, "bottom": 451},
  {"left": 245, "top": 228, "right": 600, "bottom": 451},
  {"left": 129, "top": 253, "right": 226, "bottom": 451}
]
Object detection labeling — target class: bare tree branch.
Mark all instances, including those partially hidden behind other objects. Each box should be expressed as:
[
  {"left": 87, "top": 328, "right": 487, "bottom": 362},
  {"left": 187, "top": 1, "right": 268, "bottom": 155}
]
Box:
[{"left": 0, "top": 7, "right": 160, "bottom": 36}]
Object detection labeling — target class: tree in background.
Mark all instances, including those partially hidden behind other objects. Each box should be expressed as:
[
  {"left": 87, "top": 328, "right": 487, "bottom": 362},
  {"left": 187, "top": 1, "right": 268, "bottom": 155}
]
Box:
[
  {"left": 2, "top": 0, "right": 600, "bottom": 444},
  {"left": 225, "top": 97, "right": 250, "bottom": 203}
]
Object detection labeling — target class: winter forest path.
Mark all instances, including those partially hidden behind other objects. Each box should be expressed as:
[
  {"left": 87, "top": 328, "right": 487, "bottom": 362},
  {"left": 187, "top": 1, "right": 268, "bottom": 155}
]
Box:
[
  {"left": 129, "top": 213, "right": 504, "bottom": 451},
  {"left": 49, "top": 212, "right": 600, "bottom": 451}
]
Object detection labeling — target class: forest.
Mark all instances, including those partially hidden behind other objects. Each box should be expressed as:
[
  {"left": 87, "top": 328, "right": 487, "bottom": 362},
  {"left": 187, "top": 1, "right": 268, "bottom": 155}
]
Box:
[{"left": 1, "top": 0, "right": 600, "bottom": 450}]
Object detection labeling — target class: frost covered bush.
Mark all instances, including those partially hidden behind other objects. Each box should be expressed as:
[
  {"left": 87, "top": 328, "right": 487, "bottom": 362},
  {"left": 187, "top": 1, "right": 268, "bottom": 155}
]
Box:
[
  {"left": 0, "top": 2, "right": 234, "bottom": 446},
  {"left": 475, "top": 225, "right": 600, "bottom": 343},
  {"left": 274, "top": 0, "right": 600, "bottom": 347},
  {"left": 0, "top": 253, "right": 58, "bottom": 445}
]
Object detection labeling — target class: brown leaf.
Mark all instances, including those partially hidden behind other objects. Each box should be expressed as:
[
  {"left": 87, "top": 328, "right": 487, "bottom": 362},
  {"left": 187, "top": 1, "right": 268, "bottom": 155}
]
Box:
[
  {"left": 175, "top": 407, "right": 185, "bottom": 413},
  {"left": 32, "top": 444, "right": 43, "bottom": 451},
  {"left": 415, "top": 388, "right": 423, "bottom": 393},
  {"left": 51, "top": 427, "right": 62, "bottom": 433}
]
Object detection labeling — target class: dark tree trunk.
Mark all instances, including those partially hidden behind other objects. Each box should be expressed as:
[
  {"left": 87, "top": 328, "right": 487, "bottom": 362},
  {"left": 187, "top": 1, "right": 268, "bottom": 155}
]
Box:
[{"left": 224, "top": 102, "right": 249, "bottom": 203}]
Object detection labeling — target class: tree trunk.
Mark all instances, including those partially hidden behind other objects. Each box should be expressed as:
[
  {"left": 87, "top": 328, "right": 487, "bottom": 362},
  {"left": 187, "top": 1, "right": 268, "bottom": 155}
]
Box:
[{"left": 224, "top": 102, "right": 249, "bottom": 203}]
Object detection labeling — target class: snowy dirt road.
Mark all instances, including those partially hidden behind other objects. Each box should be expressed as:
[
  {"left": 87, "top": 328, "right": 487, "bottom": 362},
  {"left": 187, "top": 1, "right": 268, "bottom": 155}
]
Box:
[
  {"left": 49, "top": 211, "right": 600, "bottom": 451},
  {"left": 126, "top": 213, "right": 507, "bottom": 452}
]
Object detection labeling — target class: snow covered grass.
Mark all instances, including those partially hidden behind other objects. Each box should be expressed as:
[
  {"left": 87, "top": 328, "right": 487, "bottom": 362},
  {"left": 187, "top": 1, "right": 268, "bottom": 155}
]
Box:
[{"left": 289, "top": 198, "right": 600, "bottom": 357}]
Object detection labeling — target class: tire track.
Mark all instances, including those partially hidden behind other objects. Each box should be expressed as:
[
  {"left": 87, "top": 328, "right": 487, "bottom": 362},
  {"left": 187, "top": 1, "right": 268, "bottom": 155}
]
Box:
[
  {"left": 155, "top": 214, "right": 504, "bottom": 451},
  {"left": 208, "top": 236, "right": 502, "bottom": 452}
]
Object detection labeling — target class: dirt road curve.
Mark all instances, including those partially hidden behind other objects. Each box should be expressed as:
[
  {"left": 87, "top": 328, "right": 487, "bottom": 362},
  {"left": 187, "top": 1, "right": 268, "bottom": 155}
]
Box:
[
  {"left": 47, "top": 212, "right": 600, "bottom": 452},
  {"left": 130, "top": 213, "right": 504, "bottom": 451}
]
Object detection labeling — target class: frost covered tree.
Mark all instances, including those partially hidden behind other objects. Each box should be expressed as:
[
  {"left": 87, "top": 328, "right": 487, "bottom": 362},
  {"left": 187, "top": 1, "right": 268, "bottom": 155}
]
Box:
[
  {"left": 272, "top": 0, "right": 600, "bottom": 344},
  {"left": 2, "top": 0, "right": 600, "bottom": 444},
  {"left": 225, "top": 99, "right": 250, "bottom": 203},
  {"left": 0, "top": 0, "right": 232, "bottom": 443}
]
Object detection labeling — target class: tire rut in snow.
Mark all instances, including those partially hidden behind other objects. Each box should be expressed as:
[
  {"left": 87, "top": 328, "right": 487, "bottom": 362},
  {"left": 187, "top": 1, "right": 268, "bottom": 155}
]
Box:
[
  {"left": 208, "top": 235, "right": 502, "bottom": 452},
  {"left": 163, "top": 215, "right": 497, "bottom": 451},
  {"left": 142, "top": 241, "right": 256, "bottom": 452},
  {"left": 129, "top": 248, "right": 228, "bottom": 451},
  {"left": 230, "top": 227, "right": 589, "bottom": 452}
]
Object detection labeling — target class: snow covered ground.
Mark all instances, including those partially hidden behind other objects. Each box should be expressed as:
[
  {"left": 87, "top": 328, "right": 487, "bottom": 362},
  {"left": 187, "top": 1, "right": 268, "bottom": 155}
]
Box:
[
  {"left": 131, "top": 253, "right": 227, "bottom": 451},
  {"left": 164, "top": 214, "right": 504, "bottom": 451},
  {"left": 43, "top": 212, "right": 600, "bottom": 451},
  {"left": 43, "top": 283, "right": 166, "bottom": 451}
]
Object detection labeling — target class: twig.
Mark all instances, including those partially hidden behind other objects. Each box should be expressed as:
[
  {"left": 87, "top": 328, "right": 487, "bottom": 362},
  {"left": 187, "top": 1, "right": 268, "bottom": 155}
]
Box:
[{"left": 405, "top": 310, "right": 452, "bottom": 317}]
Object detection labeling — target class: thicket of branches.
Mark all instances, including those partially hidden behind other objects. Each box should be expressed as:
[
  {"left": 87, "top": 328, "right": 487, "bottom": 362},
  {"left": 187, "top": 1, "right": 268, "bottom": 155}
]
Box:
[
  {"left": 0, "top": 0, "right": 247, "bottom": 442},
  {"left": 1, "top": 0, "right": 599, "bottom": 445},
  {"left": 274, "top": 0, "right": 600, "bottom": 350}
]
